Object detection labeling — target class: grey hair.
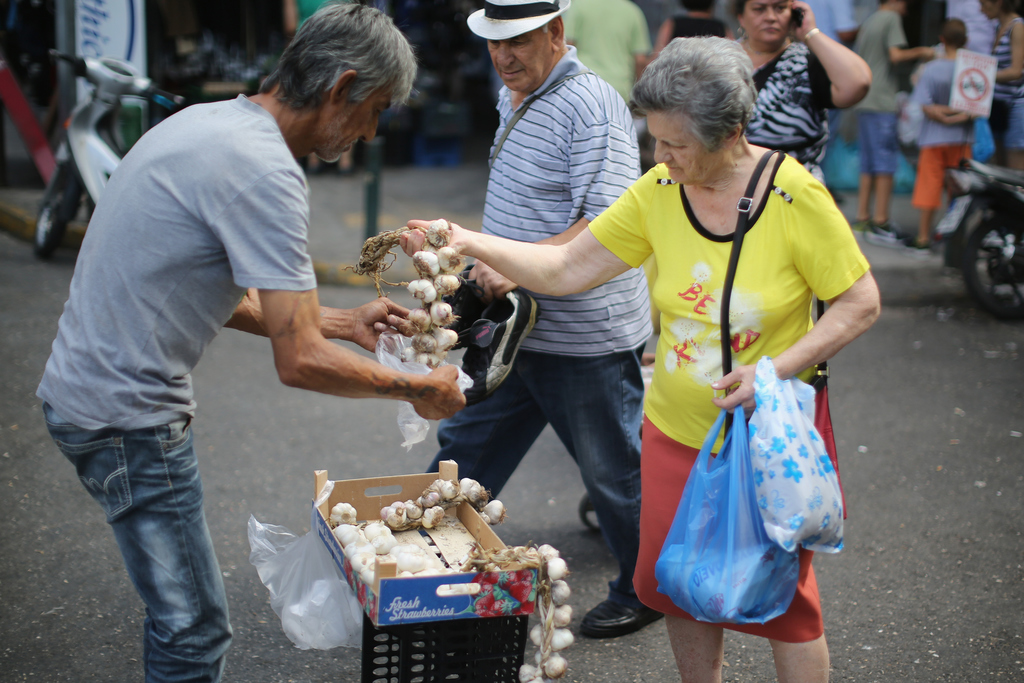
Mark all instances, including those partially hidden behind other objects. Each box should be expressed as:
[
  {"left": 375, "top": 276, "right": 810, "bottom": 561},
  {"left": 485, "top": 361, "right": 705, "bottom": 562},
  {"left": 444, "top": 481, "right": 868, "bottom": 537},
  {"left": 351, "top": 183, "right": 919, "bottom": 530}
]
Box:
[
  {"left": 260, "top": 3, "right": 417, "bottom": 109},
  {"left": 630, "top": 37, "right": 756, "bottom": 152}
]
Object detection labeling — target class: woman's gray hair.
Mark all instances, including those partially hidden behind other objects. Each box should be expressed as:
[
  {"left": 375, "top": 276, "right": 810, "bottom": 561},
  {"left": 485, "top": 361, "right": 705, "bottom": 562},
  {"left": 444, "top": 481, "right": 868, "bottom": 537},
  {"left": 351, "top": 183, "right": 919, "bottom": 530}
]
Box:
[
  {"left": 260, "top": 3, "right": 416, "bottom": 109},
  {"left": 630, "top": 37, "right": 756, "bottom": 152}
]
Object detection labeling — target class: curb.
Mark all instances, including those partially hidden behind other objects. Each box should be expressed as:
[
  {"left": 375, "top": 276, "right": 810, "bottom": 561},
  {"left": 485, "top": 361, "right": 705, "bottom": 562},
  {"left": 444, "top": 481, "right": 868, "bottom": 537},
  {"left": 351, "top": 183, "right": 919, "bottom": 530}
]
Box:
[{"left": 0, "top": 198, "right": 390, "bottom": 288}]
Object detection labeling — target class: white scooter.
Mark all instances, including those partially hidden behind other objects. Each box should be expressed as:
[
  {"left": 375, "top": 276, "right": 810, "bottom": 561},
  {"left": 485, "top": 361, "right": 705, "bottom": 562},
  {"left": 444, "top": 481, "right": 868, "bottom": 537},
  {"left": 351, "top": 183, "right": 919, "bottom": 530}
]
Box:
[{"left": 34, "top": 50, "right": 183, "bottom": 258}]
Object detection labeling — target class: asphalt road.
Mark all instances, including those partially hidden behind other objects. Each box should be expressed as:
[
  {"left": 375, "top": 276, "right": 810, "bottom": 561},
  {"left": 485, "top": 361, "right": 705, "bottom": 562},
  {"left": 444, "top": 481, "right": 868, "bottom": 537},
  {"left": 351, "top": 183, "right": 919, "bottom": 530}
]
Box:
[{"left": 1, "top": 228, "right": 1022, "bottom": 682}]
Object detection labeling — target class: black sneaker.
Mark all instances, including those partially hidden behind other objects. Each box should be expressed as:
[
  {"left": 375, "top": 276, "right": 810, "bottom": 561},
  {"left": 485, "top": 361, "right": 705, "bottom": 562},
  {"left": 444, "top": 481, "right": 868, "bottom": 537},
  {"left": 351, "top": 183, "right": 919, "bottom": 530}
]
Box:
[
  {"left": 443, "top": 266, "right": 487, "bottom": 350},
  {"left": 460, "top": 289, "right": 539, "bottom": 405}
]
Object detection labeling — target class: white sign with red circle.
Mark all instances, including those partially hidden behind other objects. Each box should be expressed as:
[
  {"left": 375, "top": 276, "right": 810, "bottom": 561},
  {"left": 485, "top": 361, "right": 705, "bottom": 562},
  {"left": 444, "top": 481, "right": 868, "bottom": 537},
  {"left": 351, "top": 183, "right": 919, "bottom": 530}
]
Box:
[{"left": 950, "top": 49, "right": 998, "bottom": 117}]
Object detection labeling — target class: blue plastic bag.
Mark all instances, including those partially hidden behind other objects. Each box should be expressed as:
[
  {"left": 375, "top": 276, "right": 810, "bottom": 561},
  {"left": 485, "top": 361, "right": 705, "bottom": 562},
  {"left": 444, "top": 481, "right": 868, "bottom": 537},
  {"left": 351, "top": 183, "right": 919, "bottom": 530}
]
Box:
[
  {"left": 973, "top": 118, "right": 995, "bottom": 164},
  {"left": 749, "top": 358, "right": 844, "bottom": 554},
  {"left": 655, "top": 406, "right": 800, "bottom": 624}
]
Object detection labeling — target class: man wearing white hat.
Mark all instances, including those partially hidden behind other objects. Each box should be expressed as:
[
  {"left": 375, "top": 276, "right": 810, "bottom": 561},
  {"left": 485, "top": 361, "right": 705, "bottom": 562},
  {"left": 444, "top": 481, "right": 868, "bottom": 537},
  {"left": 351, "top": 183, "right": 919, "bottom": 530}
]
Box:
[{"left": 426, "top": 0, "right": 659, "bottom": 638}]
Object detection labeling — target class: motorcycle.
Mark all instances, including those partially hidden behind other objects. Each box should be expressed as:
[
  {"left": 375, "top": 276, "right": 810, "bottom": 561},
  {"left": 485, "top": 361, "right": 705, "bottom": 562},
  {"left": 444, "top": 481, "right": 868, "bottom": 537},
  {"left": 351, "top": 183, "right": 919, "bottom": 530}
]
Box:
[
  {"left": 936, "top": 158, "right": 1024, "bottom": 319},
  {"left": 34, "top": 50, "right": 183, "bottom": 258}
]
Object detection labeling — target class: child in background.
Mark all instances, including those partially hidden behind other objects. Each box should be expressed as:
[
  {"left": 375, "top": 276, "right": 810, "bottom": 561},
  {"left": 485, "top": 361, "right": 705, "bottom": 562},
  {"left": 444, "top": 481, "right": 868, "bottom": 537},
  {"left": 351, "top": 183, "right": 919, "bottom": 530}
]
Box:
[
  {"left": 909, "top": 19, "right": 974, "bottom": 250},
  {"left": 853, "top": 0, "right": 935, "bottom": 244}
]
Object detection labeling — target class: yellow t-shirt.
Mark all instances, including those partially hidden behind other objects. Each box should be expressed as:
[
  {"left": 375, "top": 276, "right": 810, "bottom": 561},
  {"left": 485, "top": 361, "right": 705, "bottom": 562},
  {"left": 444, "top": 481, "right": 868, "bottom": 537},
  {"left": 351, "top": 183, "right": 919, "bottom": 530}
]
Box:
[{"left": 589, "top": 156, "right": 870, "bottom": 449}]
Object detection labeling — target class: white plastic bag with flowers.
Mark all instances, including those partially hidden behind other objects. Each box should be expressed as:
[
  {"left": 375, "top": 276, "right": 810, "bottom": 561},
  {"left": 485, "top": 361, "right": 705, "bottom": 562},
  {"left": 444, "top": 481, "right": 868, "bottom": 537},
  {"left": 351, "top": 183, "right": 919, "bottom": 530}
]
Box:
[{"left": 748, "top": 357, "right": 843, "bottom": 553}]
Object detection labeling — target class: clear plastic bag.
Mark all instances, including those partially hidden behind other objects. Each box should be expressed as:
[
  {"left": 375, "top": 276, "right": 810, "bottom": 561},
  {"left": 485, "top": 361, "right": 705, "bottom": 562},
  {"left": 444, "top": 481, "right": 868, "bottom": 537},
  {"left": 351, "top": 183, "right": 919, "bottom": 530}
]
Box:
[
  {"left": 247, "top": 515, "right": 362, "bottom": 650},
  {"left": 655, "top": 407, "right": 800, "bottom": 624},
  {"left": 375, "top": 330, "right": 472, "bottom": 449},
  {"left": 749, "top": 357, "right": 844, "bottom": 553}
]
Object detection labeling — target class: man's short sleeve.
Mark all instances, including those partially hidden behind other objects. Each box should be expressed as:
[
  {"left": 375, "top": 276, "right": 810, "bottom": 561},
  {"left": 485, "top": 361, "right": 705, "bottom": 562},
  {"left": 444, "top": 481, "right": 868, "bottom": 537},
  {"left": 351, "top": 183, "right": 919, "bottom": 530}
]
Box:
[
  {"left": 885, "top": 12, "right": 908, "bottom": 50},
  {"left": 630, "top": 6, "right": 653, "bottom": 55},
  {"left": 209, "top": 169, "right": 317, "bottom": 291},
  {"left": 834, "top": 0, "right": 858, "bottom": 33}
]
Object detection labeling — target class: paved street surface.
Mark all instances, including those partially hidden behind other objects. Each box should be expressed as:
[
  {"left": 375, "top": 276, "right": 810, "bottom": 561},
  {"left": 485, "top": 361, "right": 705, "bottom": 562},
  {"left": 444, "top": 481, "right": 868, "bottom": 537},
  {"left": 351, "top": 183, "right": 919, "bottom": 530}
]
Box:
[{"left": 1, "top": 146, "right": 1022, "bottom": 681}]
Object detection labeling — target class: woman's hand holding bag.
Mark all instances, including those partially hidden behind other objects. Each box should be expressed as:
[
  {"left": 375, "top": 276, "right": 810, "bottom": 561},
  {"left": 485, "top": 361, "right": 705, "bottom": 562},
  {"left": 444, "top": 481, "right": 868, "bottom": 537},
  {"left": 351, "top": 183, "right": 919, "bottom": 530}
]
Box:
[
  {"left": 655, "top": 405, "right": 800, "bottom": 624},
  {"left": 749, "top": 357, "right": 844, "bottom": 553}
]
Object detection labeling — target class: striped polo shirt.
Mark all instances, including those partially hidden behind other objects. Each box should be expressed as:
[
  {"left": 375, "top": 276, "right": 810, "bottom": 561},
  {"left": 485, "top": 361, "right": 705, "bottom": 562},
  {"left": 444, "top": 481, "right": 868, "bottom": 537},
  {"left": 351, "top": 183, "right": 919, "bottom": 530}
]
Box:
[{"left": 484, "top": 46, "right": 652, "bottom": 356}]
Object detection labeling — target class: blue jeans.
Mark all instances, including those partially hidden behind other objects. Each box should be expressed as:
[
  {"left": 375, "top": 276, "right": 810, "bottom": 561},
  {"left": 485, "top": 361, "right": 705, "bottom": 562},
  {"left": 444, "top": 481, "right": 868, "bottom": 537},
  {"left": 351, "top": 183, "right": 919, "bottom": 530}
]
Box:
[
  {"left": 43, "top": 403, "right": 232, "bottom": 683},
  {"left": 430, "top": 347, "right": 646, "bottom": 608}
]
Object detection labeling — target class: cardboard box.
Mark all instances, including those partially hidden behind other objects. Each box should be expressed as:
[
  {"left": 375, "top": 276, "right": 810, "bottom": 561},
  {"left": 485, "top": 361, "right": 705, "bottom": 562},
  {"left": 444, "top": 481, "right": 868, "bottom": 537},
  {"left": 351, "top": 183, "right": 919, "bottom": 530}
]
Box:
[{"left": 313, "top": 461, "right": 539, "bottom": 627}]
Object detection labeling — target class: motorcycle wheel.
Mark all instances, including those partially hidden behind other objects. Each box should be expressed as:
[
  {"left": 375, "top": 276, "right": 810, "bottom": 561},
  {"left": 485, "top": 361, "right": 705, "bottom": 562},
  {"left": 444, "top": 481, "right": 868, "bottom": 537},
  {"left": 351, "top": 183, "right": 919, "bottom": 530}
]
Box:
[
  {"left": 962, "top": 221, "right": 1024, "bottom": 319},
  {"left": 34, "top": 164, "right": 81, "bottom": 259}
]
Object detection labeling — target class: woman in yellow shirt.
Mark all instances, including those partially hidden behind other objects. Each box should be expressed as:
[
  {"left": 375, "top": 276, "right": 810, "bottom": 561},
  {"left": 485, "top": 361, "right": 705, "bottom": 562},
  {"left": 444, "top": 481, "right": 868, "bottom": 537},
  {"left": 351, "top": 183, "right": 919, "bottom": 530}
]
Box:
[{"left": 402, "top": 36, "right": 880, "bottom": 683}]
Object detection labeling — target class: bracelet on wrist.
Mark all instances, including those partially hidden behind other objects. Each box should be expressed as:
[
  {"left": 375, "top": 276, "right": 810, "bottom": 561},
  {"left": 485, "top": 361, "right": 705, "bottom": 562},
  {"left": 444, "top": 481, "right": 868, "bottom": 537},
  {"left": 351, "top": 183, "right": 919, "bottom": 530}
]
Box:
[{"left": 804, "top": 27, "right": 821, "bottom": 43}]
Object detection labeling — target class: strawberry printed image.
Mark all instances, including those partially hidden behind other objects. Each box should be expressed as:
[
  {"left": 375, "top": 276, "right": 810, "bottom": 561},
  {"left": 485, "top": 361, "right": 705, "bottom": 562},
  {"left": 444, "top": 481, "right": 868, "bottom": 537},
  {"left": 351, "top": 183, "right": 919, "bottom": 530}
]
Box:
[{"left": 466, "top": 570, "right": 538, "bottom": 617}]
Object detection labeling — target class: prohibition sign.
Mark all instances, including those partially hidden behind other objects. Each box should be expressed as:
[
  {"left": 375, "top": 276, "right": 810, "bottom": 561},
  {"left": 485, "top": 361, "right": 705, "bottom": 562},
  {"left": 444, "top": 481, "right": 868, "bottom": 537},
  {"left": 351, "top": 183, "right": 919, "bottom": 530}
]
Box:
[{"left": 958, "top": 67, "right": 989, "bottom": 102}]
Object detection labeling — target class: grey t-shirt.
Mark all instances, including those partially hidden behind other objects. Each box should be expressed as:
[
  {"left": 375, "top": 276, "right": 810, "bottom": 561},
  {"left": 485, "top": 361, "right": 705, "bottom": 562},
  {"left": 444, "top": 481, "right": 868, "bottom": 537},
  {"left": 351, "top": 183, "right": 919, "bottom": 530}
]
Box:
[
  {"left": 854, "top": 9, "right": 908, "bottom": 113},
  {"left": 37, "top": 96, "right": 316, "bottom": 430},
  {"left": 912, "top": 58, "right": 974, "bottom": 148}
]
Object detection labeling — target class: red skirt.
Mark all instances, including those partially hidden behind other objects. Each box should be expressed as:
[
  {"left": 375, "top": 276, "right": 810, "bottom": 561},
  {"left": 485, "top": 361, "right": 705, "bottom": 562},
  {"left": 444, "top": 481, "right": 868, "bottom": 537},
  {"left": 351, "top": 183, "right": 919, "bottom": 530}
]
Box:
[{"left": 633, "top": 416, "right": 824, "bottom": 643}]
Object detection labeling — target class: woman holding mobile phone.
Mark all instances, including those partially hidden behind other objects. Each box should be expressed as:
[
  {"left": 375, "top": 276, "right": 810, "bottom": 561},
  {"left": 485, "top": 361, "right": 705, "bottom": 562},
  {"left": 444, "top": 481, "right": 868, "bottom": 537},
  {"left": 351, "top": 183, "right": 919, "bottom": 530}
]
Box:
[{"left": 738, "top": 0, "right": 871, "bottom": 183}]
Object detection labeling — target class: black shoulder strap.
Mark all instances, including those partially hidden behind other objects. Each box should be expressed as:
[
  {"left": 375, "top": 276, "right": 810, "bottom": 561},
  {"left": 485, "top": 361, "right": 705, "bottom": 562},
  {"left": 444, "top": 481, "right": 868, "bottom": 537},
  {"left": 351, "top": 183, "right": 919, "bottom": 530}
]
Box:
[
  {"left": 720, "top": 150, "right": 785, "bottom": 376},
  {"left": 489, "top": 69, "right": 593, "bottom": 169}
]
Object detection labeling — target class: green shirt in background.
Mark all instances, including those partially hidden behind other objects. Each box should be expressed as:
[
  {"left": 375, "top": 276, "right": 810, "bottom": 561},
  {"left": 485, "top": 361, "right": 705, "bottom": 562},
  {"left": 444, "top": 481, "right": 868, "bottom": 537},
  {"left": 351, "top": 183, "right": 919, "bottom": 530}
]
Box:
[
  {"left": 297, "top": 0, "right": 348, "bottom": 26},
  {"left": 563, "top": 0, "right": 652, "bottom": 103},
  {"left": 853, "top": 9, "right": 907, "bottom": 113}
]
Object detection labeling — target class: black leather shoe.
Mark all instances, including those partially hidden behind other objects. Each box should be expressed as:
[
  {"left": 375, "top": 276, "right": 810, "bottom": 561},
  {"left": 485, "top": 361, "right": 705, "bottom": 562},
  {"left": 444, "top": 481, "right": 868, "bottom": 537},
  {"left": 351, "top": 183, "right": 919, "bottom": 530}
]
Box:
[{"left": 579, "top": 600, "right": 664, "bottom": 639}]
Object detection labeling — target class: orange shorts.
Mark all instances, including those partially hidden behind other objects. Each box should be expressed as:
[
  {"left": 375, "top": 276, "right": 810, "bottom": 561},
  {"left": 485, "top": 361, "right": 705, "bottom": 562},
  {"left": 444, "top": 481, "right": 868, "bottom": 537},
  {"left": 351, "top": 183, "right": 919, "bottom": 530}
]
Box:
[
  {"left": 633, "top": 416, "right": 824, "bottom": 643},
  {"left": 912, "top": 144, "right": 972, "bottom": 210}
]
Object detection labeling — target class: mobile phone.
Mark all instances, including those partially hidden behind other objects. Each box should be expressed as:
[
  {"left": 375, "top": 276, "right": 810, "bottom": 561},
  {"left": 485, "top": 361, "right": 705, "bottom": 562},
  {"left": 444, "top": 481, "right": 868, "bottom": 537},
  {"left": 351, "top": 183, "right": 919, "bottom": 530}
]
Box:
[{"left": 791, "top": 6, "right": 805, "bottom": 28}]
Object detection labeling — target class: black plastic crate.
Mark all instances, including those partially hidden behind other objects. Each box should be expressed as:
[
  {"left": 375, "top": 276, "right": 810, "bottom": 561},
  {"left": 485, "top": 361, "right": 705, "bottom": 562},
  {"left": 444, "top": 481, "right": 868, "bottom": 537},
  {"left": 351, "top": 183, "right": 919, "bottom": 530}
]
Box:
[{"left": 361, "top": 613, "right": 528, "bottom": 683}]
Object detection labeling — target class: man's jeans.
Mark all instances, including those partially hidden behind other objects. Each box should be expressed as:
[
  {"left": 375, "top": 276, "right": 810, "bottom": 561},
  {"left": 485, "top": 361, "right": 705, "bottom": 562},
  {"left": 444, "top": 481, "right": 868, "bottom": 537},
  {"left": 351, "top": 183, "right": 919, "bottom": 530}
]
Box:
[
  {"left": 429, "top": 347, "right": 646, "bottom": 608},
  {"left": 43, "top": 403, "right": 232, "bottom": 683}
]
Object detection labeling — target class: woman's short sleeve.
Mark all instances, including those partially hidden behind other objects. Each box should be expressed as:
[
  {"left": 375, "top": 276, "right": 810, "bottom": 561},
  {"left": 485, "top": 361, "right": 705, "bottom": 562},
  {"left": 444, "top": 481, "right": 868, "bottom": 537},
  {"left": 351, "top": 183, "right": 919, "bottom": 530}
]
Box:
[{"left": 588, "top": 171, "right": 657, "bottom": 268}]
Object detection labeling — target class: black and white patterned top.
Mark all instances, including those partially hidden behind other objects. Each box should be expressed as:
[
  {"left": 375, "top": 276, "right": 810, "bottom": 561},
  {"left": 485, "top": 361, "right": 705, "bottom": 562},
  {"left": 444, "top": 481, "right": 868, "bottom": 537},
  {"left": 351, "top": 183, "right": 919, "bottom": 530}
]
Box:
[{"left": 744, "top": 42, "right": 834, "bottom": 183}]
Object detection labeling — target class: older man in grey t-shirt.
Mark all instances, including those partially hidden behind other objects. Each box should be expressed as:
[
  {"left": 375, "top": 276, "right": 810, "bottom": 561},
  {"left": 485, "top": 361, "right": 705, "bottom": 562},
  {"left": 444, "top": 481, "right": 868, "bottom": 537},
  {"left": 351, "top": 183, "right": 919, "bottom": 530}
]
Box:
[{"left": 36, "top": 6, "right": 463, "bottom": 681}]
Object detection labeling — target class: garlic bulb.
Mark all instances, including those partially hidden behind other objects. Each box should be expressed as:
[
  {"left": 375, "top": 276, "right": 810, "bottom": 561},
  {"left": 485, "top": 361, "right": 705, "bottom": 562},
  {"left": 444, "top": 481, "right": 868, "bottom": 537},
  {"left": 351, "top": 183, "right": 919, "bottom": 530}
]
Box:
[
  {"left": 408, "top": 308, "right": 432, "bottom": 332},
  {"left": 413, "top": 250, "right": 440, "bottom": 278},
  {"left": 432, "top": 327, "right": 459, "bottom": 352},
  {"left": 434, "top": 273, "right": 461, "bottom": 296},
  {"left": 403, "top": 501, "right": 423, "bottom": 520},
  {"left": 385, "top": 506, "right": 407, "bottom": 530},
  {"left": 430, "top": 301, "right": 455, "bottom": 327},
  {"left": 550, "top": 580, "right": 571, "bottom": 605},
  {"left": 421, "top": 505, "right": 445, "bottom": 529},
  {"left": 363, "top": 522, "right": 389, "bottom": 542},
  {"left": 396, "top": 551, "right": 427, "bottom": 573},
  {"left": 543, "top": 653, "right": 567, "bottom": 679},
  {"left": 552, "top": 604, "right": 573, "bottom": 628},
  {"left": 372, "top": 534, "right": 398, "bottom": 555},
  {"left": 550, "top": 628, "right": 574, "bottom": 651},
  {"left": 332, "top": 524, "right": 361, "bottom": 547},
  {"left": 436, "top": 246, "right": 464, "bottom": 273},
  {"left": 538, "top": 544, "right": 559, "bottom": 562},
  {"left": 546, "top": 557, "right": 568, "bottom": 581},
  {"left": 412, "top": 332, "right": 438, "bottom": 354},
  {"left": 407, "top": 279, "right": 438, "bottom": 303},
  {"left": 482, "top": 500, "right": 506, "bottom": 524},
  {"left": 401, "top": 346, "right": 417, "bottom": 363},
  {"left": 439, "top": 479, "right": 459, "bottom": 501},
  {"left": 530, "top": 624, "right": 544, "bottom": 647},
  {"left": 419, "top": 490, "right": 441, "bottom": 509},
  {"left": 350, "top": 550, "right": 376, "bottom": 574},
  {"left": 425, "top": 219, "right": 452, "bottom": 248},
  {"left": 344, "top": 541, "right": 374, "bottom": 560},
  {"left": 518, "top": 664, "right": 539, "bottom": 683},
  {"left": 359, "top": 566, "right": 376, "bottom": 586},
  {"left": 330, "top": 502, "right": 357, "bottom": 526}
]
